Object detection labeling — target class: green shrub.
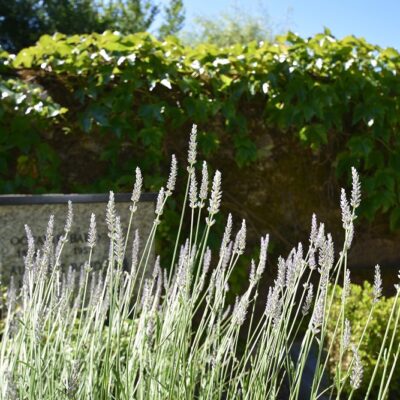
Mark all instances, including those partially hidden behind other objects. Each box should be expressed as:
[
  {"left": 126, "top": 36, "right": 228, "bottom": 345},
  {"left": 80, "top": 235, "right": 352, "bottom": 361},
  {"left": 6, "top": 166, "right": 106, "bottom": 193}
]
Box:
[{"left": 328, "top": 281, "right": 400, "bottom": 399}]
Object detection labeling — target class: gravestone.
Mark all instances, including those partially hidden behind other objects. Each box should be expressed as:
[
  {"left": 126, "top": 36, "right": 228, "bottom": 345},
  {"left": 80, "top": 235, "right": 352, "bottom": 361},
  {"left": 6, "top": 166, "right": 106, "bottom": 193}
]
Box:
[{"left": 0, "top": 193, "right": 156, "bottom": 284}]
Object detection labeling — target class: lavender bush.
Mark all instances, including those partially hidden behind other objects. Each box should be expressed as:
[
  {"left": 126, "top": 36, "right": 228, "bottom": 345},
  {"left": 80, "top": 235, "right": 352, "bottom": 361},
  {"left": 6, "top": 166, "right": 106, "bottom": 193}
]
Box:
[{"left": 0, "top": 125, "right": 399, "bottom": 399}]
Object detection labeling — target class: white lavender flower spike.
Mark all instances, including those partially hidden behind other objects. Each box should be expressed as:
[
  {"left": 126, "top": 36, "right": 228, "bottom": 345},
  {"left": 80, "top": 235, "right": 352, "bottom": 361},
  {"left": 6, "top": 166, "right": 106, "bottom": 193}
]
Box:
[
  {"left": 340, "top": 188, "right": 352, "bottom": 229},
  {"left": 207, "top": 170, "right": 222, "bottom": 216},
  {"left": 106, "top": 191, "right": 116, "bottom": 236},
  {"left": 155, "top": 187, "right": 165, "bottom": 217},
  {"left": 189, "top": 171, "right": 198, "bottom": 209},
  {"left": 65, "top": 200, "right": 73, "bottom": 233},
  {"left": 311, "top": 289, "right": 325, "bottom": 334},
  {"left": 310, "top": 213, "right": 318, "bottom": 245},
  {"left": 343, "top": 319, "right": 351, "bottom": 350},
  {"left": 114, "top": 216, "right": 124, "bottom": 265},
  {"left": 343, "top": 269, "right": 351, "bottom": 299},
  {"left": 256, "top": 234, "right": 269, "bottom": 278},
  {"left": 350, "top": 167, "right": 361, "bottom": 209},
  {"left": 130, "top": 167, "right": 143, "bottom": 209},
  {"left": 199, "top": 161, "right": 209, "bottom": 207},
  {"left": 166, "top": 154, "right": 177, "bottom": 196},
  {"left": 188, "top": 124, "right": 198, "bottom": 166},
  {"left": 233, "top": 219, "right": 246, "bottom": 255},
  {"left": 87, "top": 213, "right": 97, "bottom": 248},
  {"left": 302, "top": 283, "right": 313, "bottom": 316},
  {"left": 373, "top": 264, "right": 382, "bottom": 303},
  {"left": 350, "top": 345, "right": 363, "bottom": 390}
]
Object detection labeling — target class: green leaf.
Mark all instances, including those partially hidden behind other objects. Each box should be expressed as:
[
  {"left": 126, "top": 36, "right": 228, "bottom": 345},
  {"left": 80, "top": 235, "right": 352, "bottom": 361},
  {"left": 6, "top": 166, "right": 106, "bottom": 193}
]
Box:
[
  {"left": 139, "top": 127, "right": 163, "bottom": 147},
  {"left": 365, "top": 150, "right": 384, "bottom": 170},
  {"left": 390, "top": 207, "right": 400, "bottom": 231},
  {"left": 347, "top": 135, "right": 373, "bottom": 157},
  {"left": 378, "top": 190, "right": 396, "bottom": 213},
  {"left": 298, "top": 124, "right": 327, "bottom": 146},
  {"left": 14, "top": 49, "right": 33, "bottom": 67},
  {"left": 220, "top": 74, "right": 233, "bottom": 88},
  {"left": 233, "top": 135, "right": 257, "bottom": 167},
  {"left": 139, "top": 104, "right": 164, "bottom": 122},
  {"left": 81, "top": 114, "right": 93, "bottom": 133},
  {"left": 375, "top": 169, "right": 395, "bottom": 191},
  {"left": 335, "top": 152, "right": 359, "bottom": 178},
  {"left": 198, "top": 131, "right": 220, "bottom": 155}
]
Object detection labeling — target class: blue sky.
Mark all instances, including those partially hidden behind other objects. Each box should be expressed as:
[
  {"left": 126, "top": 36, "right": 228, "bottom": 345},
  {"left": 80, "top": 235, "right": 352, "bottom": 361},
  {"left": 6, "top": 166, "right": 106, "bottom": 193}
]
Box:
[{"left": 161, "top": 0, "right": 400, "bottom": 49}]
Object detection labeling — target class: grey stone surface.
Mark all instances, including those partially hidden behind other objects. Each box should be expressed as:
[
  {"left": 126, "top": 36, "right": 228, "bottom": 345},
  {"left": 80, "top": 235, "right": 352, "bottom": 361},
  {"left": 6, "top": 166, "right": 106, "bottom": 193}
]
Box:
[{"left": 0, "top": 195, "right": 155, "bottom": 285}]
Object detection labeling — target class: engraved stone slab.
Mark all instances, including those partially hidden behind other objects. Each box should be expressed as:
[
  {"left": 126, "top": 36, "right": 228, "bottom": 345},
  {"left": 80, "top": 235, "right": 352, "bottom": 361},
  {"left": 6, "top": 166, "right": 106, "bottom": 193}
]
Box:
[{"left": 0, "top": 193, "right": 156, "bottom": 284}]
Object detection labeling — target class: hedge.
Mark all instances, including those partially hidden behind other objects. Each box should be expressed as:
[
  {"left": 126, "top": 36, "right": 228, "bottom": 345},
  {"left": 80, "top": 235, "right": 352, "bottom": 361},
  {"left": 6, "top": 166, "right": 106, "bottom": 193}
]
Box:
[{"left": 1, "top": 29, "right": 400, "bottom": 229}]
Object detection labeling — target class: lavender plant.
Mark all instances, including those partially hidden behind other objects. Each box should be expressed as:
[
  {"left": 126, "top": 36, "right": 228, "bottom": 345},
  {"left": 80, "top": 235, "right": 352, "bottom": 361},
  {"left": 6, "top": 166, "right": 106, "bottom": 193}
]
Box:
[{"left": 0, "top": 127, "right": 399, "bottom": 400}]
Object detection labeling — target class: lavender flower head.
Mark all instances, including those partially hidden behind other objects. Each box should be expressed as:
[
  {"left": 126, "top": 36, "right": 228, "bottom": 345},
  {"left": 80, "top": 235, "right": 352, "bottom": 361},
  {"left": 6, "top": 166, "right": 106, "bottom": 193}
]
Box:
[
  {"left": 233, "top": 220, "right": 246, "bottom": 255},
  {"left": 87, "top": 213, "right": 96, "bottom": 248},
  {"left": 311, "top": 289, "right": 325, "bottom": 334},
  {"left": 131, "top": 229, "right": 140, "bottom": 276},
  {"left": 198, "top": 161, "right": 209, "bottom": 207},
  {"left": 189, "top": 172, "right": 198, "bottom": 209},
  {"left": 343, "top": 319, "right": 351, "bottom": 350},
  {"left": 206, "top": 170, "right": 222, "bottom": 224},
  {"left": 232, "top": 294, "right": 250, "bottom": 326},
  {"left": 130, "top": 167, "right": 143, "bottom": 211},
  {"left": 302, "top": 283, "right": 313, "bottom": 316},
  {"left": 219, "top": 213, "right": 233, "bottom": 257},
  {"left": 255, "top": 234, "right": 269, "bottom": 278},
  {"left": 310, "top": 213, "right": 318, "bottom": 245},
  {"left": 23, "top": 224, "right": 35, "bottom": 271},
  {"left": 350, "top": 167, "right": 361, "bottom": 209},
  {"left": 106, "top": 191, "right": 116, "bottom": 236},
  {"left": 350, "top": 345, "right": 363, "bottom": 390},
  {"left": 373, "top": 264, "right": 382, "bottom": 303},
  {"left": 65, "top": 200, "right": 73, "bottom": 233},
  {"left": 114, "top": 216, "right": 124, "bottom": 265},
  {"left": 166, "top": 155, "right": 177, "bottom": 196},
  {"left": 340, "top": 188, "right": 352, "bottom": 229},
  {"left": 155, "top": 187, "right": 165, "bottom": 217},
  {"left": 188, "top": 124, "right": 198, "bottom": 167}
]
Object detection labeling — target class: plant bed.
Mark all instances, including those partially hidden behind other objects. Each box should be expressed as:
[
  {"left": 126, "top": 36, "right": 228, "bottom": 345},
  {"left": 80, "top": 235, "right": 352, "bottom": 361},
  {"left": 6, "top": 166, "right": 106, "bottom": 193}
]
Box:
[{"left": 0, "top": 126, "right": 399, "bottom": 399}]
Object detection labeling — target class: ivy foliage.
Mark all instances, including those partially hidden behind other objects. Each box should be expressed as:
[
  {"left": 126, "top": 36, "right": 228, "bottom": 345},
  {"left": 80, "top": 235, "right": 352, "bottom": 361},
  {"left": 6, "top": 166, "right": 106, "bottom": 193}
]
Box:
[{"left": 1, "top": 30, "right": 400, "bottom": 228}]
